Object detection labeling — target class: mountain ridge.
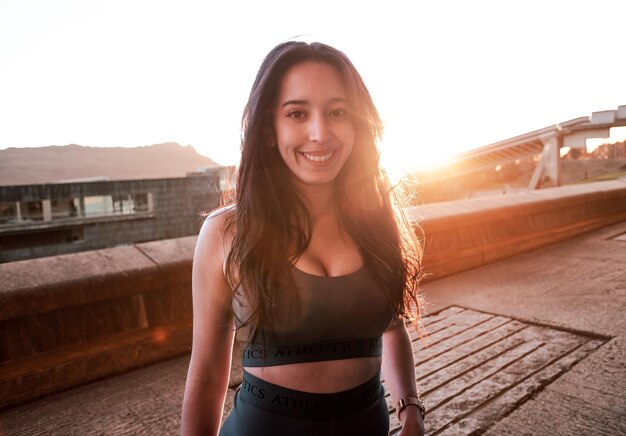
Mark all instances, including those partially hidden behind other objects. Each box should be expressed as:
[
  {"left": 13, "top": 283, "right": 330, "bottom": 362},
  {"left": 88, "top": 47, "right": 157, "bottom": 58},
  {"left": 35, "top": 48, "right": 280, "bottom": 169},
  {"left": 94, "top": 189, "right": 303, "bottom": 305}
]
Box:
[{"left": 0, "top": 142, "right": 222, "bottom": 186}]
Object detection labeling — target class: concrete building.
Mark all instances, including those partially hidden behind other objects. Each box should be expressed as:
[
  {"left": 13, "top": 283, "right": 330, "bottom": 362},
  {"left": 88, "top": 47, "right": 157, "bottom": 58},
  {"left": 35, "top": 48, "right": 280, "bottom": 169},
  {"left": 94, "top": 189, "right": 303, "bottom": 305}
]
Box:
[{"left": 0, "top": 167, "right": 231, "bottom": 263}]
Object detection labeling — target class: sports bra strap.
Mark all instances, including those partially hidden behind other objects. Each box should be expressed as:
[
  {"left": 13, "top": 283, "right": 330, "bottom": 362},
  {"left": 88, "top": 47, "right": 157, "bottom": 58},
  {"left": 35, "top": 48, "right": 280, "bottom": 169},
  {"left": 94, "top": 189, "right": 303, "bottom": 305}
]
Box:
[{"left": 242, "top": 337, "right": 383, "bottom": 367}]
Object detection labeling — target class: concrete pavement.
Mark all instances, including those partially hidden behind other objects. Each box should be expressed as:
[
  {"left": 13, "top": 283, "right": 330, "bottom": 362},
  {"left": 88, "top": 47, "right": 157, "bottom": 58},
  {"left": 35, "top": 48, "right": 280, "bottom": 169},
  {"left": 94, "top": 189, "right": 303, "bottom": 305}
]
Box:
[{"left": 423, "top": 220, "right": 626, "bottom": 435}]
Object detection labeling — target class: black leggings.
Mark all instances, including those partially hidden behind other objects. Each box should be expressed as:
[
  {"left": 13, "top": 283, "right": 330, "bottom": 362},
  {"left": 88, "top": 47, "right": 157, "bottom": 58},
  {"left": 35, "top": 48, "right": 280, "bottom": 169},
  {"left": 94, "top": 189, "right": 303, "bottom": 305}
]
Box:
[{"left": 219, "top": 370, "right": 390, "bottom": 436}]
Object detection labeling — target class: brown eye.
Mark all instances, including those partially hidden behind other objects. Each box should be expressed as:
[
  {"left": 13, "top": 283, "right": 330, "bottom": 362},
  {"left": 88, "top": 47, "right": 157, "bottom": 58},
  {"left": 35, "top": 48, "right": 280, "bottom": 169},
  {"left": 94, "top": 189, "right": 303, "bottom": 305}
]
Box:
[
  {"left": 287, "top": 109, "right": 306, "bottom": 120},
  {"left": 330, "top": 108, "right": 348, "bottom": 119}
]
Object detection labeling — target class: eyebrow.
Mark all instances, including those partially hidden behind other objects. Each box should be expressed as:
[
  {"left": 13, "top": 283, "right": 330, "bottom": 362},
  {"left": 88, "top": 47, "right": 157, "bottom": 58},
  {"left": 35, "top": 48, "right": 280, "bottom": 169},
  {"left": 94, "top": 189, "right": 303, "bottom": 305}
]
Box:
[{"left": 281, "top": 97, "right": 348, "bottom": 108}]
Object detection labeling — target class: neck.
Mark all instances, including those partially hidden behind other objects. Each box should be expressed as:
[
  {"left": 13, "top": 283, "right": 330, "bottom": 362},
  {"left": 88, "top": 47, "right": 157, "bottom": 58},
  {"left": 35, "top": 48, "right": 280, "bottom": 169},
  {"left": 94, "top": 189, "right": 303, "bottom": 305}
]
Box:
[{"left": 295, "top": 182, "right": 336, "bottom": 220}]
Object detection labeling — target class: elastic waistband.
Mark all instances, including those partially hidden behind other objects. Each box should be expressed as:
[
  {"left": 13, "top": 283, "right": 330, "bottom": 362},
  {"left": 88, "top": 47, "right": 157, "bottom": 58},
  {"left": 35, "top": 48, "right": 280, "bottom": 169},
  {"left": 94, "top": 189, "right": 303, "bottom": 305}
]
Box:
[
  {"left": 237, "top": 370, "right": 383, "bottom": 420},
  {"left": 242, "top": 337, "right": 383, "bottom": 367}
]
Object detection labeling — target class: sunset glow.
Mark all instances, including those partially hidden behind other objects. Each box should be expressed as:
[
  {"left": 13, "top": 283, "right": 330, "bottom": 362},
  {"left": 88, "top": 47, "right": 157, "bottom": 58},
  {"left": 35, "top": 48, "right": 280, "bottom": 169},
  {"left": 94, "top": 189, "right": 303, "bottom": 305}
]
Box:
[
  {"left": 380, "top": 138, "right": 456, "bottom": 180},
  {"left": 1, "top": 1, "right": 625, "bottom": 174}
]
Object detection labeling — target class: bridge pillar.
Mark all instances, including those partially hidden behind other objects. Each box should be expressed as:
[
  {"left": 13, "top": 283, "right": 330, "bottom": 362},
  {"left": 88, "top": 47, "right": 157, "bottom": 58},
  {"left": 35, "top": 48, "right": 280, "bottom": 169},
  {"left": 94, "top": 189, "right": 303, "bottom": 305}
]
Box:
[{"left": 529, "top": 135, "right": 561, "bottom": 189}]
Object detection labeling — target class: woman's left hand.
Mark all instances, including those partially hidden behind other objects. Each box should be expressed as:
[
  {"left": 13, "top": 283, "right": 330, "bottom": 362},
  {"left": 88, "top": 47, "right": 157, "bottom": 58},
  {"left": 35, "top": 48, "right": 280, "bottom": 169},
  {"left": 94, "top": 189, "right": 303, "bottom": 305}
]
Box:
[{"left": 398, "top": 406, "right": 425, "bottom": 436}]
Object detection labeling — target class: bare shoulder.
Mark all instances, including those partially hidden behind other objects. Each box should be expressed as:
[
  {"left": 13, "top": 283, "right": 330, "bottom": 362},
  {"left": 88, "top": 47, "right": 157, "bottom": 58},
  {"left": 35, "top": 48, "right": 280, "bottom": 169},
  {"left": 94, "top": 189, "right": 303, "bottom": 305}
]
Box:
[
  {"left": 192, "top": 204, "right": 237, "bottom": 314},
  {"left": 206, "top": 203, "right": 236, "bottom": 220},
  {"left": 196, "top": 205, "right": 236, "bottom": 262}
]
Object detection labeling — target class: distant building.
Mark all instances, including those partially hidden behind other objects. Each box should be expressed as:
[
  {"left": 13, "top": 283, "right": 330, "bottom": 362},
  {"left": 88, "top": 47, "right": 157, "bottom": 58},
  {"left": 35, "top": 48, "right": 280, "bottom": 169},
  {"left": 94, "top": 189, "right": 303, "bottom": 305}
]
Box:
[{"left": 0, "top": 167, "right": 233, "bottom": 263}]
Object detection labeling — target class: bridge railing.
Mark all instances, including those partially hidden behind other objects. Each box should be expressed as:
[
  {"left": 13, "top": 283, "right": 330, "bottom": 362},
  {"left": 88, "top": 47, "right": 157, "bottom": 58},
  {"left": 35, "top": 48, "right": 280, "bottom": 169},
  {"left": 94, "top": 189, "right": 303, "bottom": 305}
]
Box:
[{"left": 1, "top": 179, "right": 625, "bottom": 409}]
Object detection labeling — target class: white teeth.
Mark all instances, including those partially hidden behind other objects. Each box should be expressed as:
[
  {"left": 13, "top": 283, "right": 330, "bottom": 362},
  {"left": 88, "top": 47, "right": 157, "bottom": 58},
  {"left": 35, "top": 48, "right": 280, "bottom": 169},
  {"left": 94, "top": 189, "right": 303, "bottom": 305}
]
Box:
[{"left": 302, "top": 152, "right": 333, "bottom": 162}]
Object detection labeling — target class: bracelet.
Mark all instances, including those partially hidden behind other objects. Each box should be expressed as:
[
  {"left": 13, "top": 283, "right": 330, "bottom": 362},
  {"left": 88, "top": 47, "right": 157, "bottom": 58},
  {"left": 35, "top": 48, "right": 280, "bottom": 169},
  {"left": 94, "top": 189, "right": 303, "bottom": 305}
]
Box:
[{"left": 396, "top": 396, "right": 426, "bottom": 420}]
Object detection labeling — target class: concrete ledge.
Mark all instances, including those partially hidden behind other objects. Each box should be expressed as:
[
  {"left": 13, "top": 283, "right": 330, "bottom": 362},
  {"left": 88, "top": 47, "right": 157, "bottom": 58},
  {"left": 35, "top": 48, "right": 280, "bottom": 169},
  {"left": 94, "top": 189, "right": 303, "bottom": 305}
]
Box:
[
  {"left": 0, "top": 319, "right": 191, "bottom": 407},
  {"left": 412, "top": 179, "right": 626, "bottom": 280},
  {"left": 0, "top": 181, "right": 625, "bottom": 409},
  {"left": 0, "top": 237, "right": 196, "bottom": 409},
  {"left": 0, "top": 245, "right": 159, "bottom": 320}
]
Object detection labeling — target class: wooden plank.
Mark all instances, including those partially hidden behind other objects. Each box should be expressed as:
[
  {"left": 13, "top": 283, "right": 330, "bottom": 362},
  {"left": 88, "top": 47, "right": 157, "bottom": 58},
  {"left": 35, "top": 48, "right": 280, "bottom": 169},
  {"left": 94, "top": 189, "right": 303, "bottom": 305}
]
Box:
[
  {"left": 383, "top": 314, "right": 512, "bottom": 384},
  {"left": 413, "top": 318, "right": 524, "bottom": 369},
  {"left": 419, "top": 306, "right": 466, "bottom": 329},
  {"left": 424, "top": 326, "right": 587, "bottom": 434},
  {"left": 424, "top": 339, "right": 542, "bottom": 415},
  {"left": 408, "top": 310, "right": 494, "bottom": 345},
  {"left": 385, "top": 309, "right": 607, "bottom": 435},
  {"left": 418, "top": 327, "right": 530, "bottom": 394},
  {"left": 409, "top": 307, "right": 483, "bottom": 342},
  {"left": 388, "top": 313, "right": 520, "bottom": 433},
  {"left": 408, "top": 307, "right": 470, "bottom": 339},
  {"left": 439, "top": 339, "right": 606, "bottom": 435}
]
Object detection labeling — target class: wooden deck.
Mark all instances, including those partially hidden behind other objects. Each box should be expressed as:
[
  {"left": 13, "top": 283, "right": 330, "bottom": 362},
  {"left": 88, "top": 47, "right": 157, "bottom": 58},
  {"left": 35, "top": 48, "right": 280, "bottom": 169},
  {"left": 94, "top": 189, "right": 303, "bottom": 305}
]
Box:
[{"left": 384, "top": 306, "right": 607, "bottom": 434}]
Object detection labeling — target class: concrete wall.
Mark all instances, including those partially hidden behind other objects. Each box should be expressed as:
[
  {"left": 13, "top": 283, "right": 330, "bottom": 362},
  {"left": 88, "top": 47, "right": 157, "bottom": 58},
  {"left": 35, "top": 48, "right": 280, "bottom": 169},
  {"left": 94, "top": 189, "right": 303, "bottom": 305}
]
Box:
[
  {"left": 0, "top": 237, "right": 195, "bottom": 408},
  {"left": 0, "top": 172, "right": 222, "bottom": 263},
  {"left": 0, "top": 179, "right": 625, "bottom": 409}
]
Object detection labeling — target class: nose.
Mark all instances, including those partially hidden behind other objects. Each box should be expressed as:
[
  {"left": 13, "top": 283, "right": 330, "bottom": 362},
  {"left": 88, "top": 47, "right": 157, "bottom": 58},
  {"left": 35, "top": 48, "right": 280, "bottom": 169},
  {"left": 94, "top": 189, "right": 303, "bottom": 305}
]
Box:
[{"left": 308, "top": 113, "right": 331, "bottom": 144}]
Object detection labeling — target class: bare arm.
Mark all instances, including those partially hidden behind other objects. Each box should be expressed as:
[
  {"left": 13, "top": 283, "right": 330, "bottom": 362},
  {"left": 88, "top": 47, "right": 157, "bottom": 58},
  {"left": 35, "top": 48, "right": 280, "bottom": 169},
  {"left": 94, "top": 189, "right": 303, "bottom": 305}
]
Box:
[
  {"left": 382, "top": 318, "right": 425, "bottom": 436},
  {"left": 181, "top": 214, "right": 236, "bottom": 436}
]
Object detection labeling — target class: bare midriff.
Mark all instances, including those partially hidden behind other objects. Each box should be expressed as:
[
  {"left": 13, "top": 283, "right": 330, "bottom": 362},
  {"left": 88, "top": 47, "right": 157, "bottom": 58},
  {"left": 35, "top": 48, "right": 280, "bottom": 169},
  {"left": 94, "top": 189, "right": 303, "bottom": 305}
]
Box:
[{"left": 244, "top": 356, "right": 381, "bottom": 393}]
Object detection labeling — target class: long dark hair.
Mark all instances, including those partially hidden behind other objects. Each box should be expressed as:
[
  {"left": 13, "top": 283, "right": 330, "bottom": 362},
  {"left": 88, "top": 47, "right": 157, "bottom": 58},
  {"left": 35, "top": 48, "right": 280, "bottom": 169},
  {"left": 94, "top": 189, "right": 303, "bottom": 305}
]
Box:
[{"left": 224, "top": 41, "right": 423, "bottom": 341}]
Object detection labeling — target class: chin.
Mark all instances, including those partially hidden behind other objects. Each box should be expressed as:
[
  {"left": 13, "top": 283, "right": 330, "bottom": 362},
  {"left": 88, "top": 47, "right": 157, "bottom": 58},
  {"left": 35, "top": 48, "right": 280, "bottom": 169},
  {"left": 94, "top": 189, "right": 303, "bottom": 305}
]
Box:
[{"left": 291, "top": 173, "right": 339, "bottom": 188}]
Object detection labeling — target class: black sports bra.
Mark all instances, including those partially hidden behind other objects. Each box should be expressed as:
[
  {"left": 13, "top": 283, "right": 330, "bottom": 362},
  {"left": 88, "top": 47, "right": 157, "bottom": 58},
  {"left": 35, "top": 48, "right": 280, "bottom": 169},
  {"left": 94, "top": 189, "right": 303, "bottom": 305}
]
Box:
[{"left": 233, "top": 265, "right": 393, "bottom": 367}]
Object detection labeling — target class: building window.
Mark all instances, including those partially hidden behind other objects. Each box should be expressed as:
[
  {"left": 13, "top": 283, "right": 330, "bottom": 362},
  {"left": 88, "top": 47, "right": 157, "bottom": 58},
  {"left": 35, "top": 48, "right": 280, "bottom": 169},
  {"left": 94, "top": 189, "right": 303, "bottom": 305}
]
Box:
[
  {"left": 0, "top": 202, "right": 19, "bottom": 224},
  {"left": 112, "top": 194, "right": 133, "bottom": 214},
  {"left": 0, "top": 192, "right": 153, "bottom": 227},
  {"left": 51, "top": 198, "right": 80, "bottom": 219},
  {"left": 19, "top": 201, "right": 44, "bottom": 222},
  {"left": 132, "top": 193, "right": 152, "bottom": 213},
  {"left": 84, "top": 195, "right": 114, "bottom": 217},
  {"left": 82, "top": 193, "right": 152, "bottom": 217}
]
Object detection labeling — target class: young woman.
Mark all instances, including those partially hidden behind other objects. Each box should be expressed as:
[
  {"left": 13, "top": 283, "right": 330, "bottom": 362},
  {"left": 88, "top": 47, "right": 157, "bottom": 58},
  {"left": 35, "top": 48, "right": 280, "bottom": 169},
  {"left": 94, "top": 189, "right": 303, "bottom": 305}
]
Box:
[{"left": 181, "top": 41, "right": 425, "bottom": 436}]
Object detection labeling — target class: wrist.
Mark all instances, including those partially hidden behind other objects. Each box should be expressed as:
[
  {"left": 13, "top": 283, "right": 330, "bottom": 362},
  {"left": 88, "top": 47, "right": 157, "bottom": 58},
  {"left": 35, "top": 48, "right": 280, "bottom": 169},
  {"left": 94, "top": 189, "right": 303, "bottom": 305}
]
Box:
[
  {"left": 398, "top": 403, "right": 423, "bottom": 424},
  {"left": 396, "top": 395, "right": 426, "bottom": 421}
]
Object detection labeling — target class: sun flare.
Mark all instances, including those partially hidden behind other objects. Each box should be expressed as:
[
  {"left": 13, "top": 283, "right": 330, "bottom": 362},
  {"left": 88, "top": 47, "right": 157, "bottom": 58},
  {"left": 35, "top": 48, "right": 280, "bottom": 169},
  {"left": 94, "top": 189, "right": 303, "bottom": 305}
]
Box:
[{"left": 379, "top": 137, "right": 456, "bottom": 182}]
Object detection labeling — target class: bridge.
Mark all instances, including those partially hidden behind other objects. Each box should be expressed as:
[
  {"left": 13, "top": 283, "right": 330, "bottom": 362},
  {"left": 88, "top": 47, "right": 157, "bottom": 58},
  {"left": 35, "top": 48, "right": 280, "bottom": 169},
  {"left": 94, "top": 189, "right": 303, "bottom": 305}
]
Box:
[
  {"left": 1, "top": 178, "right": 625, "bottom": 434},
  {"left": 429, "top": 105, "right": 626, "bottom": 189}
]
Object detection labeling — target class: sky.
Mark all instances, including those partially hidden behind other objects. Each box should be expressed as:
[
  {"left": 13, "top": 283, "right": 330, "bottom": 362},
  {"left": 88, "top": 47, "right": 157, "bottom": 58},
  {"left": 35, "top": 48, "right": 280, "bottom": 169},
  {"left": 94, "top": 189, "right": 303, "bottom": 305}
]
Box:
[{"left": 1, "top": 0, "right": 625, "bottom": 174}]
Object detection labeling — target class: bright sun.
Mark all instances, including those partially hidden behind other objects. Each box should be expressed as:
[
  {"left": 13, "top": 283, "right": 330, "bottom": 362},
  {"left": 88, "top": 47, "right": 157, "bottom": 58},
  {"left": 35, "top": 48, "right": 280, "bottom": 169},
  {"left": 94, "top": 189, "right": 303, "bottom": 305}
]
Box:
[{"left": 379, "top": 137, "right": 456, "bottom": 180}]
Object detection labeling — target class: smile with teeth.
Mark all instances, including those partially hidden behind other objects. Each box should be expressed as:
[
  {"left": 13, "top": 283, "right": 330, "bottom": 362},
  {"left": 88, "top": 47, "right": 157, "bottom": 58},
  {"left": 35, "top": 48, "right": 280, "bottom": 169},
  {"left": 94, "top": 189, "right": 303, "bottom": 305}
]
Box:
[{"left": 302, "top": 151, "right": 334, "bottom": 162}]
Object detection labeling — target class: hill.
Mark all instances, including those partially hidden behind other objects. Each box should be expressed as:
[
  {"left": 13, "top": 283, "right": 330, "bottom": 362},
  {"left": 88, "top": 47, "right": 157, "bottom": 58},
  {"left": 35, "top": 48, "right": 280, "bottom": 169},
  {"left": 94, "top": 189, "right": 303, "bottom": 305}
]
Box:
[{"left": 0, "top": 143, "right": 221, "bottom": 186}]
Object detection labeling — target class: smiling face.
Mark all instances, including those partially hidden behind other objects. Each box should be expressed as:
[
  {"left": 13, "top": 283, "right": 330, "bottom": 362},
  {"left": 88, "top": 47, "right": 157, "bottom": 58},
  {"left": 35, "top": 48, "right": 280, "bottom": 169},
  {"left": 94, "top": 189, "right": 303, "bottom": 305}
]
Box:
[{"left": 273, "top": 61, "right": 356, "bottom": 192}]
